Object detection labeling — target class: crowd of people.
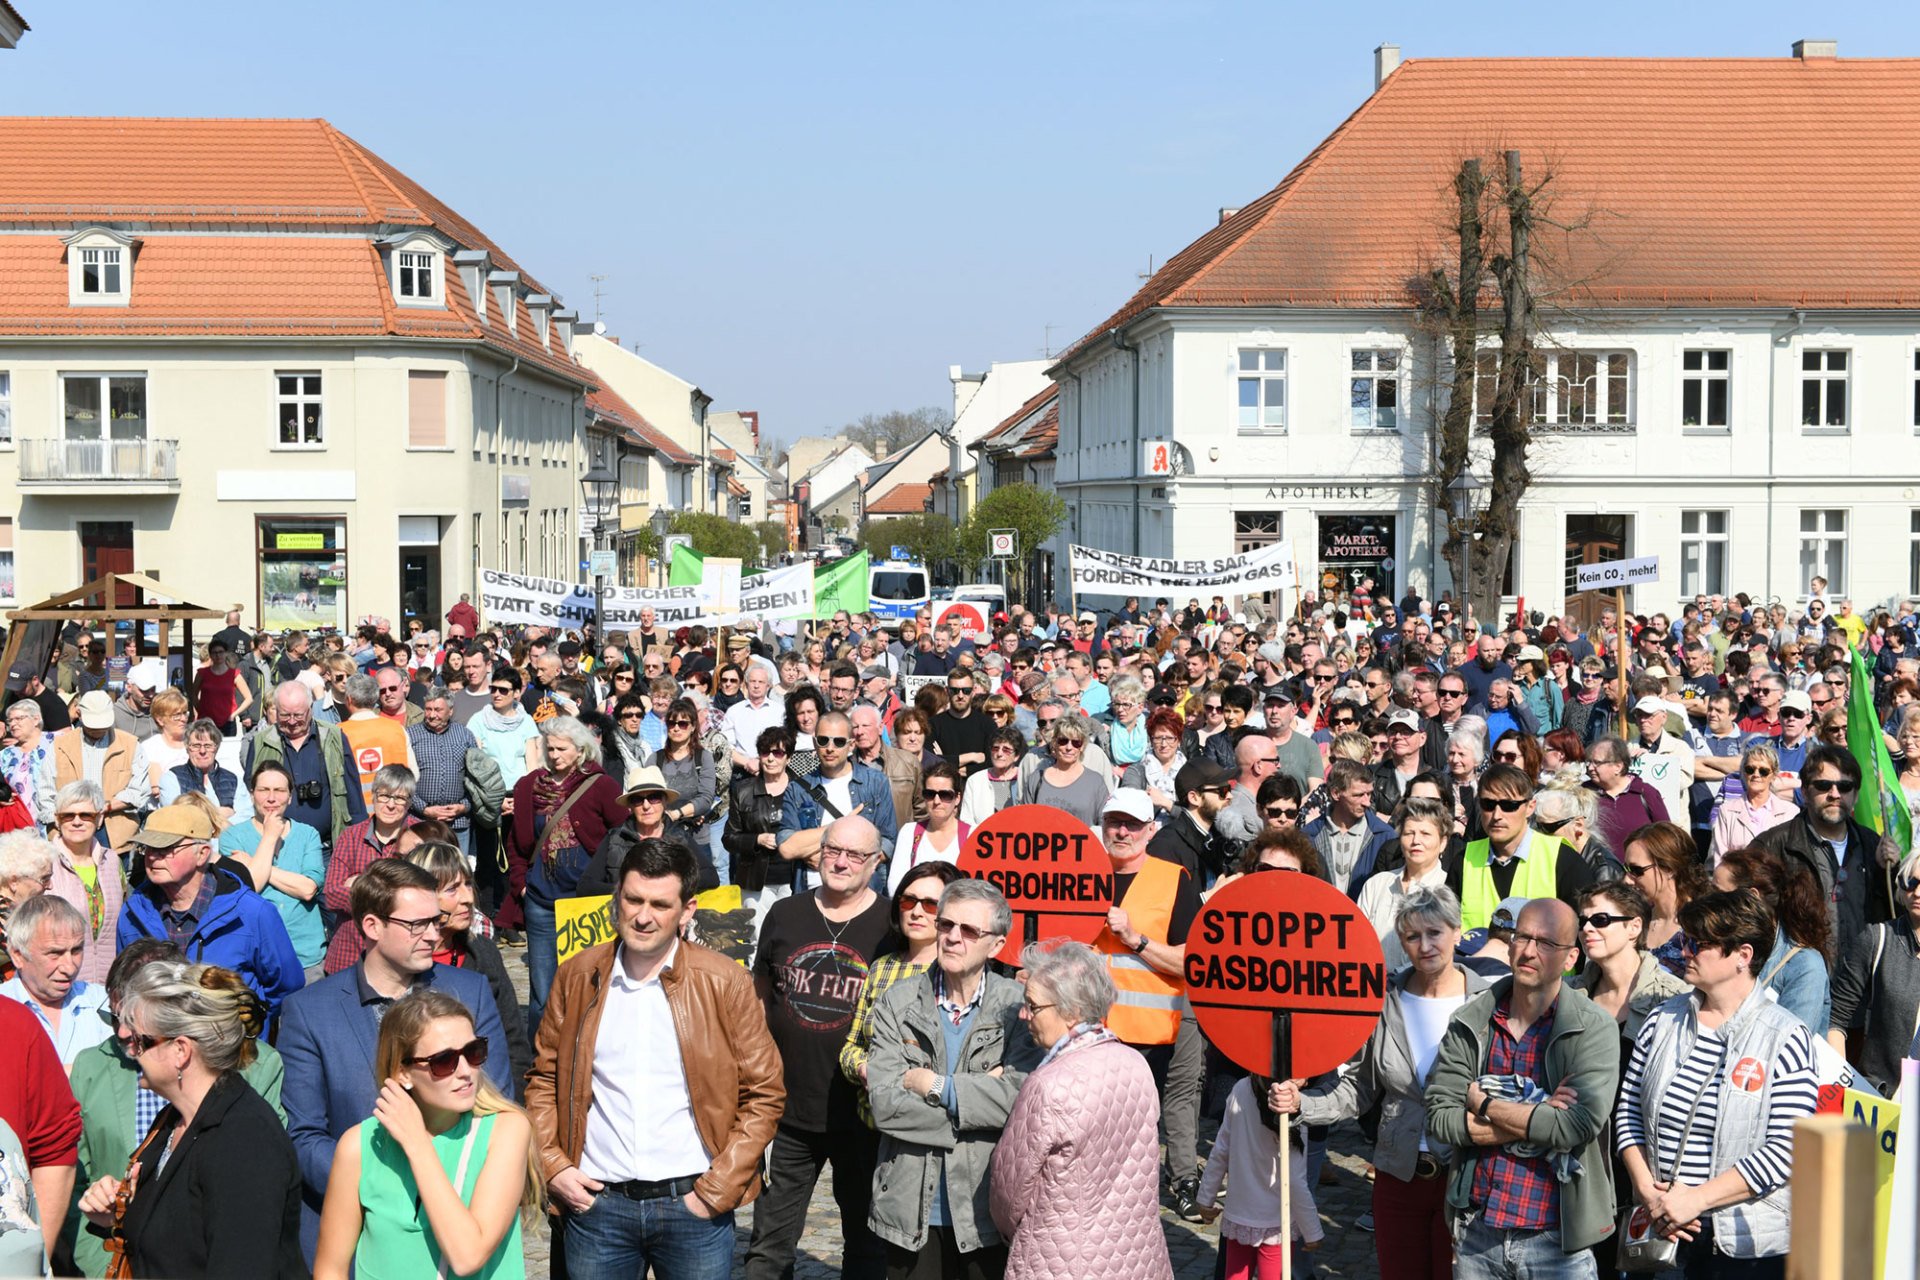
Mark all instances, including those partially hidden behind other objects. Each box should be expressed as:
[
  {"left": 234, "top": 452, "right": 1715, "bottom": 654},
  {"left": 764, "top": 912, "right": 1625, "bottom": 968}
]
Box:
[{"left": 0, "top": 577, "right": 1914, "bottom": 1278}]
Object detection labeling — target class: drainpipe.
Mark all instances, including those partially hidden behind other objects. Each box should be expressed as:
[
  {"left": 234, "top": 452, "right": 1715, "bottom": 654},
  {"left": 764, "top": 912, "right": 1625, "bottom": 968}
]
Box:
[
  {"left": 492, "top": 354, "right": 521, "bottom": 581},
  {"left": 1110, "top": 328, "right": 1142, "bottom": 555},
  {"left": 1766, "top": 310, "right": 1804, "bottom": 603}
]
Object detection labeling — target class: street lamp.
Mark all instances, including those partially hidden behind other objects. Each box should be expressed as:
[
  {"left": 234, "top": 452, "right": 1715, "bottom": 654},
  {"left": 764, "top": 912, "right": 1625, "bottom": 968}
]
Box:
[
  {"left": 1446, "top": 473, "right": 1485, "bottom": 634},
  {"left": 580, "top": 464, "right": 619, "bottom": 642},
  {"left": 649, "top": 505, "right": 675, "bottom": 588}
]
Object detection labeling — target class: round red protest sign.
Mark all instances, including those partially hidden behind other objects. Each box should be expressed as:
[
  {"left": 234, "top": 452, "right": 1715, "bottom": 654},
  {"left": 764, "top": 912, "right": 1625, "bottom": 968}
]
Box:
[
  {"left": 1185, "top": 871, "right": 1386, "bottom": 1078},
  {"left": 937, "top": 599, "right": 991, "bottom": 640},
  {"left": 958, "top": 805, "right": 1113, "bottom": 965}
]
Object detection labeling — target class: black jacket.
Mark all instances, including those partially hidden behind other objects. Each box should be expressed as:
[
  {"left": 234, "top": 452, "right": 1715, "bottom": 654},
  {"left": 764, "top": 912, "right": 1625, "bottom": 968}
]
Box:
[
  {"left": 723, "top": 776, "right": 791, "bottom": 891},
  {"left": 576, "top": 814, "right": 713, "bottom": 900},
  {"left": 1753, "top": 811, "right": 1894, "bottom": 942},
  {"left": 1148, "top": 809, "right": 1232, "bottom": 883},
  {"left": 118, "top": 1071, "right": 307, "bottom": 1279},
  {"left": 460, "top": 932, "right": 533, "bottom": 1092}
]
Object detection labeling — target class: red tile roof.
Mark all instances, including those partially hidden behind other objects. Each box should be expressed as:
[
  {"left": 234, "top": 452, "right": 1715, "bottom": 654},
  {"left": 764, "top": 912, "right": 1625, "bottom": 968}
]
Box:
[
  {"left": 980, "top": 382, "right": 1058, "bottom": 447},
  {"left": 0, "top": 117, "right": 587, "bottom": 383},
  {"left": 587, "top": 384, "right": 697, "bottom": 466},
  {"left": 1060, "top": 56, "right": 1920, "bottom": 365},
  {"left": 866, "top": 483, "right": 933, "bottom": 515}
]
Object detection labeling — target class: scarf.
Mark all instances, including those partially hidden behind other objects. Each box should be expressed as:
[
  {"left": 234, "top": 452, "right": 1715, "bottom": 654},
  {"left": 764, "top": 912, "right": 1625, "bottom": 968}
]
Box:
[
  {"left": 1038, "top": 1020, "right": 1118, "bottom": 1071},
  {"left": 475, "top": 703, "right": 527, "bottom": 735},
  {"left": 533, "top": 765, "right": 595, "bottom": 866}
]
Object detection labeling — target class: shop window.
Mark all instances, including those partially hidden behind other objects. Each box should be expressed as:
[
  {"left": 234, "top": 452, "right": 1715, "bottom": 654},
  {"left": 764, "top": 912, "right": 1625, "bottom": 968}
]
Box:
[{"left": 258, "top": 518, "right": 347, "bottom": 632}]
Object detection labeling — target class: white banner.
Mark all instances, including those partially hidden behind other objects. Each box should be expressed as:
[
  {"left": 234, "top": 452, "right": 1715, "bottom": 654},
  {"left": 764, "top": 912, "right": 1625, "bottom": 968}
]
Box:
[
  {"left": 1068, "top": 542, "right": 1296, "bottom": 595},
  {"left": 480, "top": 562, "right": 814, "bottom": 630},
  {"left": 1574, "top": 555, "right": 1660, "bottom": 592}
]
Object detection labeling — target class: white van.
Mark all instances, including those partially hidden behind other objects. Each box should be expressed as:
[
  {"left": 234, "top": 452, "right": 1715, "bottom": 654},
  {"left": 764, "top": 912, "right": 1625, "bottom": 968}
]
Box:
[{"left": 949, "top": 583, "right": 1008, "bottom": 616}]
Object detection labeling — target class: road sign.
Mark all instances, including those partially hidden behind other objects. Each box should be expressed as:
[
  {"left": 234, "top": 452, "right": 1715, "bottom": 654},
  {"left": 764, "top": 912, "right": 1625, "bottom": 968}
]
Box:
[
  {"left": 988, "top": 529, "right": 1017, "bottom": 559},
  {"left": 588, "top": 550, "right": 617, "bottom": 579},
  {"left": 958, "top": 806, "right": 1113, "bottom": 964},
  {"left": 933, "top": 598, "right": 992, "bottom": 640},
  {"left": 1184, "top": 871, "right": 1386, "bottom": 1077},
  {"left": 891, "top": 545, "right": 911, "bottom": 561},
  {"left": 1143, "top": 440, "right": 1174, "bottom": 476},
  {"left": 1575, "top": 555, "right": 1659, "bottom": 592}
]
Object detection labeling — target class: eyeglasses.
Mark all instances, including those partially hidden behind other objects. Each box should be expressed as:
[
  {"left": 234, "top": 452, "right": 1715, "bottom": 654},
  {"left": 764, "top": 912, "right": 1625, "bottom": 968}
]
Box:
[
  {"left": 405, "top": 1037, "right": 490, "bottom": 1079},
  {"left": 1103, "top": 814, "right": 1148, "bottom": 831},
  {"left": 619, "top": 710, "right": 645, "bottom": 721},
  {"left": 820, "top": 843, "right": 877, "bottom": 866},
  {"left": 1807, "top": 778, "right": 1858, "bottom": 794},
  {"left": 899, "top": 892, "right": 941, "bottom": 916},
  {"left": 924, "top": 787, "right": 958, "bottom": 802},
  {"left": 1024, "top": 999, "right": 1056, "bottom": 1018},
  {"left": 816, "top": 735, "right": 850, "bottom": 748},
  {"left": 1511, "top": 931, "right": 1575, "bottom": 953},
  {"left": 1623, "top": 862, "right": 1656, "bottom": 879},
  {"left": 1263, "top": 804, "right": 1299, "bottom": 819},
  {"left": 935, "top": 916, "right": 995, "bottom": 942},
  {"left": 121, "top": 1026, "right": 170, "bottom": 1057},
  {"left": 1579, "top": 912, "right": 1633, "bottom": 931},
  {"left": 383, "top": 912, "right": 448, "bottom": 937},
  {"left": 57, "top": 811, "right": 102, "bottom": 824},
  {"left": 1478, "top": 796, "right": 1527, "bottom": 813},
  {"left": 373, "top": 792, "right": 410, "bottom": 807}
]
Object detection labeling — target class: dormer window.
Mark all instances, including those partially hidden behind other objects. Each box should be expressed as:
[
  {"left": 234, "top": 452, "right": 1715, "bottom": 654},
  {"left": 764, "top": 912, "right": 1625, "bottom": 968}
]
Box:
[
  {"left": 397, "top": 250, "right": 435, "bottom": 300},
  {"left": 64, "top": 227, "right": 137, "bottom": 307}
]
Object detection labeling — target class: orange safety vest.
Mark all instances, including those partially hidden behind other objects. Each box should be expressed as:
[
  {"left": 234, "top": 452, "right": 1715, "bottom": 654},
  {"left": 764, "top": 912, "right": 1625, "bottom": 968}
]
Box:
[
  {"left": 340, "top": 715, "right": 410, "bottom": 806},
  {"left": 1098, "top": 855, "right": 1187, "bottom": 1046}
]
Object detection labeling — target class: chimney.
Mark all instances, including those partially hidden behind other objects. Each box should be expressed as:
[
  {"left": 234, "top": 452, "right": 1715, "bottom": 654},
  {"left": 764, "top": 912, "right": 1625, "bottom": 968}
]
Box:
[
  {"left": 1374, "top": 42, "right": 1401, "bottom": 89},
  {"left": 1218, "top": 207, "right": 1241, "bottom": 224},
  {"left": 873, "top": 440, "right": 889, "bottom": 461},
  {"left": 1792, "top": 38, "right": 1837, "bottom": 60}
]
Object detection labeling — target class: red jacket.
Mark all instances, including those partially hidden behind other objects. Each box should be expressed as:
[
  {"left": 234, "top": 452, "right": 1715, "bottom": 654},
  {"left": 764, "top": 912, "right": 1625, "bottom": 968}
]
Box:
[
  {"left": 446, "top": 599, "right": 480, "bottom": 637},
  {"left": 0, "top": 995, "right": 81, "bottom": 1167}
]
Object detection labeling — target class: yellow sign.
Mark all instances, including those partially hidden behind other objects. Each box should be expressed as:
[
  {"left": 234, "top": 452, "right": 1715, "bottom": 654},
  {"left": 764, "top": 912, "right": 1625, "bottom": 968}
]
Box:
[
  {"left": 275, "top": 532, "right": 326, "bottom": 550},
  {"left": 1821, "top": 1087, "right": 1900, "bottom": 1279},
  {"left": 554, "top": 884, "right": 748, "bottom": 967}
]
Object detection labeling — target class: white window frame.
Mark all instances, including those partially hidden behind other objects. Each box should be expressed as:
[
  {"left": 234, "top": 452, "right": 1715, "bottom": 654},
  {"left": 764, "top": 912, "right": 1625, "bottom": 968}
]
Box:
[
  {"left": 1348, "top": 346, "right": 1405, "bottom": 431},
  {"left": 274, "top": 370, "right": 325, "bottom": 450},
  {"left": 1680, "top": 348, "right": 1731, "bottom": 432},
  {"left": 60, "top": 372, "right": 147, "bottom": 442},
  {"left": 1910, "top": 511, "right": 1920, "bottom": 599},
  {"left": 0, "top": 370, "right": 11, "bottom": 448},
  {"left": 1679, "top": 510, "right": 1729, "bottom": 598},
  {"left": 1799, "top": 508, "right": 1848, "bottom": 596},
  {"left": 0, "top": 517, "right": 14, "bottom": 604},
  {"left": 390, "top": 244, "right": 444, "bottom": 309},
  {"left": 1530, "top": 350, "right": 1633, "bottom": 427},
  {"left": 1234, "top": 347, "right": 1287, "bottom": 432},
  {"left": 65, "top": 230, "right": 134, "bottom": 307},
  {"left": 1910, "top": 348, "right": 1920, "bottom": 433},
  {"left": 1800, "top": 348, "right": 1850, "bottom": 431}
]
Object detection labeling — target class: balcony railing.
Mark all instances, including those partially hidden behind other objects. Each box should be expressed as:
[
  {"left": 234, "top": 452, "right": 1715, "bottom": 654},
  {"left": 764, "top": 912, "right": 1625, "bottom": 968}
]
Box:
[{"left": 16, "top": 437, "right": 181, "bottom": 486}]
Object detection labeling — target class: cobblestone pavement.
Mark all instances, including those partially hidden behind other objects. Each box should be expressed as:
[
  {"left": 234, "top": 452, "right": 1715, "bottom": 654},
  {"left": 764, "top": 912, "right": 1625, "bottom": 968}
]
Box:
[{"left": 504, "top": 944, "right": 1380, "bottom": 1278}]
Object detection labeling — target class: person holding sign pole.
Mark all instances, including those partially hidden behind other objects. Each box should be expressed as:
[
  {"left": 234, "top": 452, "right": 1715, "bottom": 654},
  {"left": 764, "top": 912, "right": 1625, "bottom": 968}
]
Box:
[
  {"left": 1423, "top": 898, "right": 1620, "bottom": 1280},
  {"left": 1272, "top": 886, "right": 1487, "bottom": 1280}
]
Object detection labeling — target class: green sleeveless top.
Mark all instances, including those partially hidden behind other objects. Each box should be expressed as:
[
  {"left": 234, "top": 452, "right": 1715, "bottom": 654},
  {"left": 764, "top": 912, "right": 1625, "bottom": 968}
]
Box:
[{"left": 355, "top": 1111, "right": 525, "bottom": 1280}]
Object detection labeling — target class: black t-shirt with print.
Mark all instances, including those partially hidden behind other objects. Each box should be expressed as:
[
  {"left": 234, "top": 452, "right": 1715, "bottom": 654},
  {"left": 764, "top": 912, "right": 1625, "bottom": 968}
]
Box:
[{"left": 753, "top": 890, "right": 894, "bottom": 1132}]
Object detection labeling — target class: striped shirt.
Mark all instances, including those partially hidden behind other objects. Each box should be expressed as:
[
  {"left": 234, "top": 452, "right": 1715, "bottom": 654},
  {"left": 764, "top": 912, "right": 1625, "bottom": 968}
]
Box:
[{"left": 1615, "top": 1015, "right": 1818, "bottom": 1196}]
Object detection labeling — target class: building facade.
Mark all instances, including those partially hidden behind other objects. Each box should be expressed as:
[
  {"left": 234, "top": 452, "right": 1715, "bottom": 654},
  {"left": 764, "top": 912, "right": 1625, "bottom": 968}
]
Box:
[
  {"left": 0, "top": 117, "right": 598, "bottom": 631},
  {"left": 1051, "top": 45, "right": 1920, "bottom": 618}
]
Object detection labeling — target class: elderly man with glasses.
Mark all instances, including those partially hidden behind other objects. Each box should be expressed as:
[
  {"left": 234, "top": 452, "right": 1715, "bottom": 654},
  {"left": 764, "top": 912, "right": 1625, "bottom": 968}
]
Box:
[{"left": 865, "top": 877, "right": 1042, "bottom": 1277}]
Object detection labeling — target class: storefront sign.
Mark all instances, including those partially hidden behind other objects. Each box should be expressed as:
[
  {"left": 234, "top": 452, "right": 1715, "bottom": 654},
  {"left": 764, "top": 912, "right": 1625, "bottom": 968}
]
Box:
[
  {"left": 1068, "top": 542, "right": 1296, "bottom": 595},
  {"left": 1184, "top": 871, "right": 1385, "bottom": 1077},
  {"left": 1321, "top": 529, "right": 1391, "bottom": 560},
  {"left": 1260, "top": 485, "right": 1375, "bottom": 501},
  {"left": 274, "top": 532, "right": 326, "bottom": 551}
]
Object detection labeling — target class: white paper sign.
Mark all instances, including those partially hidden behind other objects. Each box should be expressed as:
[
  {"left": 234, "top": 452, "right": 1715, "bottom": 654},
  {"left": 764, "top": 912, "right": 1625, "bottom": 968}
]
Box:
[
  {"left": 480, "top": 561, "right": 816, "bottom": 630},
  {"left": 1574, "top": 555, "right": 1660, "bottom": 592},
  {"left": 1069, "top": 542, "right": 1296, "bottom": 595}
]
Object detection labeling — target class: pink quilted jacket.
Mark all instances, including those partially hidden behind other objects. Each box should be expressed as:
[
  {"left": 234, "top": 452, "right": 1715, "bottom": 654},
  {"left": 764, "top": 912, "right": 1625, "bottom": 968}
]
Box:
[{"left": 990, "top": 1036, "right": 1173, "bottom": 1280}]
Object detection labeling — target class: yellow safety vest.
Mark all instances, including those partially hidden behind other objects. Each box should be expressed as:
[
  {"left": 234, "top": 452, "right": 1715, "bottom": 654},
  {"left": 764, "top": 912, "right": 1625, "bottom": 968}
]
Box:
[
  {"left": 1099, "top": 856, "right": 1187, "bottom": 1046},
  {"left": 1460, "top": 829, "right": 1563, "bottom": 933}
]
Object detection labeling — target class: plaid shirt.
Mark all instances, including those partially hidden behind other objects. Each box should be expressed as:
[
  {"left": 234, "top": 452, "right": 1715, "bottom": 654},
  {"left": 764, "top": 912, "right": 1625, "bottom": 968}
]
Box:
[
  {"left": 407, "top": 721, "right": 476, "bottom": 818},
  {"left": 1471, "top": 997, "right": 1560, "bottom": 1231},
  {"left": 838, "top": 953, "right": 929, "bottom": 1128},
  {"left": 320, "top": 818, "right": 416, "bottom": 974}
]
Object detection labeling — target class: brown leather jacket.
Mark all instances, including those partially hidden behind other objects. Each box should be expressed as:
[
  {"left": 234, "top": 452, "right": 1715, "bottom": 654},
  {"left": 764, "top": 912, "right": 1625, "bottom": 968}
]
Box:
[{"left": 526, "top": 936, "right": 785, "bottom": 1213}]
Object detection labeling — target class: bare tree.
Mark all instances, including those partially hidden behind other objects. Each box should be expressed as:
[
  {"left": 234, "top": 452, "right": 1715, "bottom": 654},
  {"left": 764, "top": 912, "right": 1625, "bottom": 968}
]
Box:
[{"left": 839, "top": 406, "right": 948, "bottom": 457}]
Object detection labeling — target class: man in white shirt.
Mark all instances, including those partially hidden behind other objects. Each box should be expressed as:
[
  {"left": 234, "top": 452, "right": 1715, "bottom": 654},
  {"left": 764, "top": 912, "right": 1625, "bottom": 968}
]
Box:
[
  {"left": 0, "top": 894, "right": 113, "bottom": 1069},
  {"left": 724, "top": 664, "right": 786, "bottom": 776},
  {"left": 1626, "top": 694, "right": 1696, "bottom": 823},
  {"left": 527, "top": 835, "right": 784, "bottom": 1278}
]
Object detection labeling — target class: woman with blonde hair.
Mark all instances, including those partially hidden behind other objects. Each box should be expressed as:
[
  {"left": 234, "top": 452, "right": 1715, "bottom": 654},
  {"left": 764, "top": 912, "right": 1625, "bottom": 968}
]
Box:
[
  {"left": 125, "top": 687, "right": 193, "bottom": 812},
  {"left": 314, "top": 988, "right": 537, "bottom": 1280}
]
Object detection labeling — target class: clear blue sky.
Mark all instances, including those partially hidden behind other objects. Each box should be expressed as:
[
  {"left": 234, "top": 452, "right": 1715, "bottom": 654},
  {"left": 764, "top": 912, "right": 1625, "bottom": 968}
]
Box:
[{"left": 5, "top": 2, "right": 1915, "bottom": 448}]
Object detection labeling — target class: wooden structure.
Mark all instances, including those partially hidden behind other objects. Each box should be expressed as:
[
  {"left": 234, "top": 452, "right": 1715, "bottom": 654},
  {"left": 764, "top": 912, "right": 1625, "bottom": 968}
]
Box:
[
  {"left": 1789, "top": 1114, "right": 1878, "bottom": 1280},
  {"left": 2, "top": 572, "right": 226, "bottom": 712}
]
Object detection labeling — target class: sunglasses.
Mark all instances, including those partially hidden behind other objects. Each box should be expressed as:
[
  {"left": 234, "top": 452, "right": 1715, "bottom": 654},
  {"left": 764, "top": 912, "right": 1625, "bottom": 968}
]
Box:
[
  {"left": 1806, "top": 778, "right": 1857, "bottom": 794},
  {"left": 1743, "top": 766, "right": 1774, "bottom": 777},
  {"left": 121, "top": 1026, "right": 171, "bottom": 1057},
  {"left": 816, "top": 735, "right": 850, "bottom": 748},
  {"left": 935, "top": 916, "right": 994, "bottom": 942},
  {"left": 1263, "top": 804, "right": 1299, "bottom": 819},
  {"left": 489, "top": 684, "right": 516, "bottom": 694},
  {"left": 924, "top": 787, "right": 958, "bottom": 801},
  {"left": 1438, "top": 689, "right": 1466, "bottom": 699},
  {"left": 1330, "top": 716, "right": 1357, "bottom": 727},
  {"left": 899, "top": 892, "right": 941, "bottom": 916},
  {"left": 761, "top": 747, "right": 789, "bottom": 758},
  {"left": 1623, "top": 862, "right": 1656, "bottom": 879},
  {"left": 619, "top": 710, "right": 645, "bottom": 720},
  {"left": 720, "top": 676, "right": 740, "bottom": 686},
  {"left": 1478, "top": 796, "right": 1528, "bottom": 813},
  {"left": 667, "top": 718, "right": 695, "bottom": 728},
  {"left": 1579, "top": 912, "right": 1633, "bottom": 931},
  {"left": 405, "top": 1037, "right": 490, "bottom": 1079}
]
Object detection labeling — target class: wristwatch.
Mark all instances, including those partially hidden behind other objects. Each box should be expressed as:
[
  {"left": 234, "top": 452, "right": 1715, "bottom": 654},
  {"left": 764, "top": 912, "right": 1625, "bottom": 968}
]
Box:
[
  {"left": 1476, "top": 1092, "right": 1495, "bottom": 1122},
  {"left": 923, "top": 1077, "right": 946, "bottom": 1108},
  {"left": 1129, "top": 932, "right": 1150, "bottom": 954}
]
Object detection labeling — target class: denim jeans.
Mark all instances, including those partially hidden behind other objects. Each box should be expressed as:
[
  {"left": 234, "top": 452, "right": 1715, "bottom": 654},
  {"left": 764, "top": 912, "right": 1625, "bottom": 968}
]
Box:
[
  {"left": 744, "top": 1123, "right": 885, "bottom": 1280},
  {"left": 707, "top": 819, "right": 730, "bottom": 889},
  {"left": 563, "top": 1188, "right": 734, "bottom": 1280},
  {"left": 525, "top": 896, "right": 557, "bottom": 1035},
  {"left": 1455, "top": 1216, "right": 1597, "bottom": 1280}
]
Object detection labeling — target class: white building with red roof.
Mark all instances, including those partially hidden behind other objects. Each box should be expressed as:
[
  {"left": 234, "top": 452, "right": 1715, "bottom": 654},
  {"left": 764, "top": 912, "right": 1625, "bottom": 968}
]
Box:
[
  {"left": 1051, "top": 42, "right": 1920, "bottom": 617},
  {"left": 0, "top": 116, "right": 607, "bottom": 631}
]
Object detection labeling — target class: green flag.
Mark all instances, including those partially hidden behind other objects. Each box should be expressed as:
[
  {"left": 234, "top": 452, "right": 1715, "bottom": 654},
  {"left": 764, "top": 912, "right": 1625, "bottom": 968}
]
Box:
[
  {"left": 668, "top": 543, "right": 704, "bottom": 588},
  {"left": 1847, "top": 642, "right": 1912, "bottom": 856},
  {"left": 813, "top": 552, "right": 870, "bottom": 619}
]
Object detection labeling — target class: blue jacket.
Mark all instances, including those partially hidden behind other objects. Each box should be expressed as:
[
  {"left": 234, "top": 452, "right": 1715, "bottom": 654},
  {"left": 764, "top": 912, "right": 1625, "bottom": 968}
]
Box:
[
  {"left": 117, "top": 864, "right": 303, "bottom": 1027},
  {"left": 277, "top": 961, "right": 513, "bottom": 1262},
  {"left": 777, "top": 761, "right": 899, "bottom": 888},
  {"left": 1303, "top": 810, "right": 1397, "bottom": 898}
]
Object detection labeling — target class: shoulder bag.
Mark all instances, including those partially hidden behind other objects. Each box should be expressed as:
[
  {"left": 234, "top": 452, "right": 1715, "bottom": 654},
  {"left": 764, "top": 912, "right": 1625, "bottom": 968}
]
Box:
[{"left": 1618, "top": 1039, "right": 1727, "bottom": 1272}]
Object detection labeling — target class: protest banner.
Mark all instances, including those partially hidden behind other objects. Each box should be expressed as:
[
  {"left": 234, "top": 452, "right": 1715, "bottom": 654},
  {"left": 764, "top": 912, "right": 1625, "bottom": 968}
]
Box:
[
  {"left": 901, "top": 674, "right": 943, "bottom": 702},
  {"left": 957, "top": 805, "right": 1113, "bottom": 964},
  {"left": 483, "top": 561, "right": 814, "bottom": 630},
  {"left": 1068, "top": 541, "right": 1297, "bottom": 596},
  {"left": 1184, "top": 870, "right": 1386, "bottom": 1078},
  {"left": 1816, "top": 1083, "right": 1902, "bottom": 1280},
  {"left": 934, "top": 598, "right": 992, "bottom": 641},
  {"left": 555, "top": 885, "right": 752, "bottom": 967},
  {"left": 702, "top": 557, "right": 744, "bottom": 617},
  {"left": 478, "top": 568, "right": 597, "bottom": 627}
]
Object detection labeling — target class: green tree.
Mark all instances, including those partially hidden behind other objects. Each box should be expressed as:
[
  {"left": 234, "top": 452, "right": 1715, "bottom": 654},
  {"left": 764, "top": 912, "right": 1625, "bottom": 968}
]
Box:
[
  {"left": 673, "top": 511, "right": 764, "bottom": 566},
  {"left": 751, "top": 520, "right": 788, "bottom": 565},
  {"left": 860, "top": 513, "right": 956, "bottom": 571},
  {"left": 957, "top": 484, "right": 1066, "bottom": 605}
]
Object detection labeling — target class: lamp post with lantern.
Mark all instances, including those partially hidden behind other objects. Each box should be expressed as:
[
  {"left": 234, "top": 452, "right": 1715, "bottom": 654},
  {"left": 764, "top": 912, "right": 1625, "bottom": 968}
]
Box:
[{"left": 580, "top": 463, "right": 618, "bottom": 644}]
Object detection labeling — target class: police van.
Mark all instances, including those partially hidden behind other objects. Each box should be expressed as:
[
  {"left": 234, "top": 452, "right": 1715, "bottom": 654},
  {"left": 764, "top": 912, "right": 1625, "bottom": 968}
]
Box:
[{"left": 869, "top": 560, "right": 930, "bottom": 622}]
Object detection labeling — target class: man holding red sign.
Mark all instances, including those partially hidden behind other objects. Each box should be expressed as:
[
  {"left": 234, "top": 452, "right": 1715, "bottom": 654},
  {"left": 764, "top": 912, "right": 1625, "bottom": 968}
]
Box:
[{"left": 1094, "top": 788, "right": 1209, "bottom": 1221}]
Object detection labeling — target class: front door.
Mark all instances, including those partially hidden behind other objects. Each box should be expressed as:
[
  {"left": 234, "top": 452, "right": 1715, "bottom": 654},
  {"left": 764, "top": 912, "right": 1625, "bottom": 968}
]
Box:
[
  {"left": 79, "top": 521, "right": 135, "bottom": 606},
  {"left": 400, "top": 548, "right": 440, "bottom": 633},
  {"left": 1565, "top": 514, "right": 1631, "bottom": 626}
]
